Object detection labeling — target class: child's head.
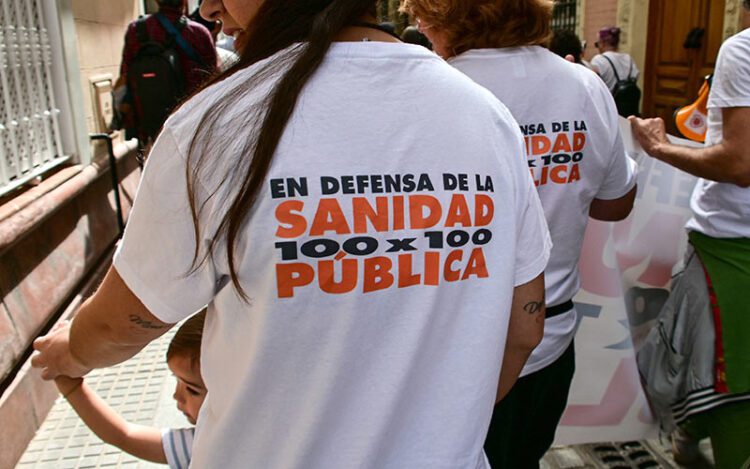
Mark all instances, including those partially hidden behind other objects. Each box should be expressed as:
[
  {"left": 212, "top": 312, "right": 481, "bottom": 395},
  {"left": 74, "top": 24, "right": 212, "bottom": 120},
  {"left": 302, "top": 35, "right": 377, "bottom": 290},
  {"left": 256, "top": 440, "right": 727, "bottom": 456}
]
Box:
[{"left": 166, "top": 310, "right": 207, "bottom": 424}]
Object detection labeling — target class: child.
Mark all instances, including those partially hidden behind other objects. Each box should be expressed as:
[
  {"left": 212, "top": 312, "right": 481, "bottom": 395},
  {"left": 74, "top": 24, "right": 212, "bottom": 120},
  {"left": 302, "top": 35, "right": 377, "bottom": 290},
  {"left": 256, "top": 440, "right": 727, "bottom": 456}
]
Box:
[{"left": 54, "top": 310, "right": 206, "bottom": 469}]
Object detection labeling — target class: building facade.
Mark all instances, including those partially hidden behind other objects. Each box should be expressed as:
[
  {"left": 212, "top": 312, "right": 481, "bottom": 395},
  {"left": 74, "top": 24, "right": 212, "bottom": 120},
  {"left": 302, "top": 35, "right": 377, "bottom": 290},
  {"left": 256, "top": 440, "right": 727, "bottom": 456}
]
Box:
[
  {"left": 0, "top": 1, "right": 144, "bottom": 467},
  {"left": 571, "top": 0, "right": 744, "bottom": 129}
]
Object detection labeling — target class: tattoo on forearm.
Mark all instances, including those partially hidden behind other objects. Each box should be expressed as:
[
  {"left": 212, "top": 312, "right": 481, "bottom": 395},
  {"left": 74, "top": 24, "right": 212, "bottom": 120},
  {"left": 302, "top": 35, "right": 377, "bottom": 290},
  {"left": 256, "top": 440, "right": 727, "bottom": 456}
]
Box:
[
  {"left": 128, "top": 315, "right": 168, "bottom": 330},
  {"left": 523, "top": 301, "right": 544, "bottom": 315}
]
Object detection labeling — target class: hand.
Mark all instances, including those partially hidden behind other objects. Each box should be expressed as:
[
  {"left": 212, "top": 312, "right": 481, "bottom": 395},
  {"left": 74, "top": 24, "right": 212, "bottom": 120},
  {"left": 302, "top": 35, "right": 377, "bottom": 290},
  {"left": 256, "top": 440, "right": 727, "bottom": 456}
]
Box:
[
  {"left": 629, "top": 116, "right": 670, "bottom": 158},
  {"left": 31, "top": 321, "right": 91, "bottom": 380},
  {"left": 54, "top": 375, "right": 84, "bottom": 397}
]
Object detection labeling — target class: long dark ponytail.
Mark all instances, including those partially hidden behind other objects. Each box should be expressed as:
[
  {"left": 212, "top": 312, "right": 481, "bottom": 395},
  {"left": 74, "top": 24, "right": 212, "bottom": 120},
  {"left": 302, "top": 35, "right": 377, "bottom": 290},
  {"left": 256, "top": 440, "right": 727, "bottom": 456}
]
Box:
[{"left": 185, "top": 0, "right": 379, "bottom": 300}]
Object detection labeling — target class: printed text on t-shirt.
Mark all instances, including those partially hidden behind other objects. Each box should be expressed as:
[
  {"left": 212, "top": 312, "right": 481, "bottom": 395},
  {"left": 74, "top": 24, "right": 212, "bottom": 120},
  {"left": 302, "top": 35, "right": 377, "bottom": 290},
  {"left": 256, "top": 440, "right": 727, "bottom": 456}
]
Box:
[
  {"left": 270, "top": 174, "right": 496, "bottom": 298},
  {"left": 521, "top": 120, "right": 588, "bottom": 187}
]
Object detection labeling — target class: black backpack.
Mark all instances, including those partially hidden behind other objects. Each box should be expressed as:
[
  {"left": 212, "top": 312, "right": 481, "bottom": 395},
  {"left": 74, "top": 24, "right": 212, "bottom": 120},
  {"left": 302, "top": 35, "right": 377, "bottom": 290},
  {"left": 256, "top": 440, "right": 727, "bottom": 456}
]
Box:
[
  {"left": 602, "top": 54, "right": 641, "bottom": 118},
  {"left": 127, "top": 15, "right": 189, "bottom": 142}
]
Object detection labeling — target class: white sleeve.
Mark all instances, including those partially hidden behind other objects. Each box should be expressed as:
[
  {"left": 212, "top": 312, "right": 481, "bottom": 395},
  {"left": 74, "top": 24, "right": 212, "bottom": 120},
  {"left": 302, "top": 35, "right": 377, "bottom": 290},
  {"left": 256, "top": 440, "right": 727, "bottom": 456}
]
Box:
[
  {"left": 596, "top": 129, "right": 638, "bottom": 200},
  {"left": 709, "top": 36, "right": 750, "bottom": 109},
  {"left": 162, "top": 427, "right": 194, "bottom": 469},
  {"left": 113, "top": 128, "right": 220, "bottom": 324},
  {"left": 510, "top": 131, "right": 552, "bottom": 286},
  {"left": 590, "top": 79, "right": 639, "bottom": 200}
]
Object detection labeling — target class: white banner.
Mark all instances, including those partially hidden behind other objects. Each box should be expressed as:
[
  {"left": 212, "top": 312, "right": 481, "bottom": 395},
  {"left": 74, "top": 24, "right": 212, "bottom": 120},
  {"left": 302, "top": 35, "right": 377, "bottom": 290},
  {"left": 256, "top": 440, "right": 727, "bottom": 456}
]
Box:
[{"left": 555, "top": 118, "right": 702, "bottom": 444}]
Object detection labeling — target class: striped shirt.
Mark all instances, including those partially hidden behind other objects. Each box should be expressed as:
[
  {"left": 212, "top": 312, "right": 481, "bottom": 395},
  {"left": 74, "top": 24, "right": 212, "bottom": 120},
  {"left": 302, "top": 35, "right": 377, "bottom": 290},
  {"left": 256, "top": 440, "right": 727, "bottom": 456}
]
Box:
[{"left": 162, "top": 427, "right": 194, "bottom": 469}]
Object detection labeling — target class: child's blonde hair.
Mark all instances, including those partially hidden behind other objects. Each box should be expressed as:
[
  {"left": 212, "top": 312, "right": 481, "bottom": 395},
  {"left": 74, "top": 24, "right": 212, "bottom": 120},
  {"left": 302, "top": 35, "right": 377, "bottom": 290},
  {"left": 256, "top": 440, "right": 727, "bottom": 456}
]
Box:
[{"left": 166, "top": 309, "right": 206, "bottom": 368}]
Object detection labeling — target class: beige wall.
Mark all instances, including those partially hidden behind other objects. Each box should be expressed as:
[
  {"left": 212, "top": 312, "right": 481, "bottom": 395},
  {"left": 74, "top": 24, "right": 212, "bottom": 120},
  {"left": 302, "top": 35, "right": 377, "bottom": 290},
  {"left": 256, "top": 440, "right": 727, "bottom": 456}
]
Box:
[
  {"left": 71, "top": 0, "right": 141, "bottom": 137},
  {"left": 580, "top": 0, "right": 619, "bottom": 61}
]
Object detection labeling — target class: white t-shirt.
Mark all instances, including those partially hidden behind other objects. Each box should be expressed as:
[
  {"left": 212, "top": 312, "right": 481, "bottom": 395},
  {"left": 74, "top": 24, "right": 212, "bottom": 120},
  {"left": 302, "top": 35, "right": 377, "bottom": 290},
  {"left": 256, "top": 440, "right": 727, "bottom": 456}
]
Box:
[
  {"left": 114, "top": 42, "right": 551, "bottom": 469},
  {"left": 450, "top": 47, "right": 637, "bottom": 375},
  {"left": 591, "top": 51, "right": 640, "bottom": 93},
  {"left": 162, "top": 428, "right": 194, "bottom": 469},
  {"left": 686, "top": 28, "right": 750, "bottom": 238}
]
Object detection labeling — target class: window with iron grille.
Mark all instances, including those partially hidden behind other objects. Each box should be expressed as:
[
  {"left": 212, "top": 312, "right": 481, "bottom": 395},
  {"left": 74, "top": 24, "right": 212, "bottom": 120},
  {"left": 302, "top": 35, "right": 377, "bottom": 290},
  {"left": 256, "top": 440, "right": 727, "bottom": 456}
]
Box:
[
  {"left": 0, "top": 0, "right": 69, "bottom": 197},
  {"left": 551, "top": 0, "right": 579, "bottom": 32}
]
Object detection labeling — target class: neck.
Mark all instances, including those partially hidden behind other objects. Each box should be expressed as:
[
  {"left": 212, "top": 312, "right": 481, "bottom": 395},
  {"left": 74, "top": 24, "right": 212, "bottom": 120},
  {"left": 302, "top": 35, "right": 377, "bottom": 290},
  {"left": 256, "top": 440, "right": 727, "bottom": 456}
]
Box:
[{"left": 335, "top": 15, "right": 401, "bottom": 43}]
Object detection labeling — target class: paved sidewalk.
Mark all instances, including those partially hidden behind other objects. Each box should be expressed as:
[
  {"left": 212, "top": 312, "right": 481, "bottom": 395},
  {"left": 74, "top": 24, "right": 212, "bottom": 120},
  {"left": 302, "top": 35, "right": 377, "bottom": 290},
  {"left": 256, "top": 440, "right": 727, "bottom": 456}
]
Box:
[
  {"left": 16, "top": 330, "right": 184, "bottom": 469},
  {"left": 15, "top": 327, "right": 715, "bottom": 469}
]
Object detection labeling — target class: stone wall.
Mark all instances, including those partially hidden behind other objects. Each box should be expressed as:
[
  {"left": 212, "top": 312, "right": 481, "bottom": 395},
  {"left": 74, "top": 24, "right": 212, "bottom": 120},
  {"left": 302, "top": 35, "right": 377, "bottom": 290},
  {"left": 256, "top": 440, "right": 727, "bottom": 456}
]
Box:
[{"left": 0, "top": 1, "right": 142, "bottom": 467}]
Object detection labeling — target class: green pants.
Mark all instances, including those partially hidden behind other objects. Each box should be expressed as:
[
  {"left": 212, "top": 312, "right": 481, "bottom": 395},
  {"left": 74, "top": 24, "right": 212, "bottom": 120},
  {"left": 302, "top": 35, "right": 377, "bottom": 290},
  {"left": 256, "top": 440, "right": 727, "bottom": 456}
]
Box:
[{"left": 683, "top": 401, "right": 750, "bottom": 469}]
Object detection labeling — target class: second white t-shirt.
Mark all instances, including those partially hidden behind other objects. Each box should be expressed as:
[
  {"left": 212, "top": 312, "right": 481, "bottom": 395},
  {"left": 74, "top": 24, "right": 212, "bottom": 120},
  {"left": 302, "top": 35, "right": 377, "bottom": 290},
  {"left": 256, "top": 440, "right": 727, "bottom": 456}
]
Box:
[
  {"left": 687, "top": 28, "right": 750, "bottom": 238},
  {"left": 591, "top": 51, "right": 640, "bottom": 94},
  {"left": 451, "top": 46, "right": 637, "bottom": 375}
]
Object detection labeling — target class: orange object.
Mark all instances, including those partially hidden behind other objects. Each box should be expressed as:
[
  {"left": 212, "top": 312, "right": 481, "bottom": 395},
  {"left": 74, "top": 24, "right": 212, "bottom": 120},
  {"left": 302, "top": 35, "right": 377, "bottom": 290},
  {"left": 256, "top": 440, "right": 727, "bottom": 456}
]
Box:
[{"left": 675, "top": 75, "right": 712, "bottom": 143}]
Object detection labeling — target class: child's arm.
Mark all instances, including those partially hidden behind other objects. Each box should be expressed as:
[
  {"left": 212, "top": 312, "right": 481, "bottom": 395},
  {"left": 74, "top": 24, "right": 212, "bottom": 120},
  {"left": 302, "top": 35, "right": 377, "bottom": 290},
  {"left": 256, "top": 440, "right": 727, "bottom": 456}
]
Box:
[{"left": 55, "top": 376, "right": 168, "bottom": 464}]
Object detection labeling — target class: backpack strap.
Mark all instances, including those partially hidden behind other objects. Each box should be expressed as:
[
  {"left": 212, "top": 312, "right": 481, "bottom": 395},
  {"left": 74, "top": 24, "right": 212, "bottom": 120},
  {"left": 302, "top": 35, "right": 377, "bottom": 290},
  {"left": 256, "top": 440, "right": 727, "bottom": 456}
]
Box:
[
  {"left": 135, "top": 16, "right": 150, "bottom": 46},
  {"left": 602, "top": 54, "right": 622, "bottom": 83},
  {"left": 626, "top": 57, "right": 634, "bottom": 80},
  {"left": 154, "top": 13, "right": 207, "bottom": 68}
]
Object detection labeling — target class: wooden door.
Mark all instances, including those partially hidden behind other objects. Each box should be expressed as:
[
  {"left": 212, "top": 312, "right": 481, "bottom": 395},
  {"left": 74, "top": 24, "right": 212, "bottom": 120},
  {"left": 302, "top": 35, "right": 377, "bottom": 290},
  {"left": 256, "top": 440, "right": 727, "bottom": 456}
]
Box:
[{"left": 642, "top": 0, "right": 725, "bottom": 132}]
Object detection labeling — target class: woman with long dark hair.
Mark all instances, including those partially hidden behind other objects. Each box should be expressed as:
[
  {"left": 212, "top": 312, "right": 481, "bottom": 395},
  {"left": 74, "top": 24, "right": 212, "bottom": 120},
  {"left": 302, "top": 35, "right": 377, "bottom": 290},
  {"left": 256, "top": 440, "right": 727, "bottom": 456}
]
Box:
[{"left": 32, "top": 1, "right": 552, "bottom": 467}]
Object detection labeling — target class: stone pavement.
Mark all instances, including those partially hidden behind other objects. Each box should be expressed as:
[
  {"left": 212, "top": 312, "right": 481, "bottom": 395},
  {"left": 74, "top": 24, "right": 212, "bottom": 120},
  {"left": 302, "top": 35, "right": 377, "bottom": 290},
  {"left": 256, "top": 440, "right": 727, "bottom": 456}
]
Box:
[
  {"left": 16, "top": 330, "right": 183, "bottom": 469},
  {"left": 15, "top": 327, "right": 715, "bottom": 469}
]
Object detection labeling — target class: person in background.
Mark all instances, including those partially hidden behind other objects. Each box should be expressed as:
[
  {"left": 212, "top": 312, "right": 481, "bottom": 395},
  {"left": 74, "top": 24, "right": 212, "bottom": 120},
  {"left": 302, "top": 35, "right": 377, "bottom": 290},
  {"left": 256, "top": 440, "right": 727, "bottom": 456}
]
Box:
[
  {"left": 189, "top": 4, "right": 238, "bottom": 70},
  {"left": 590, "top": 27, "right": 639, "bottom": 92},
  {"left": 54, "top": 311, "right": 206, "bottom": 469},
  {"left": 630, "top": 3, "right": 750, "bottom": 467},
  {"left": 403, "top": 0, "right": 637, "bottom": 467},
  {"left": 119, "top": 0, "right": 217, "bottom": 144},
  {"left": 401, "top": 25, "right": 432, "bottom": 49},
  {"left": 549, "top": 29, "right": 585, "bottom": 66},
  {"left": 31, "top": 0, "right": 552, "bottom": 467}
]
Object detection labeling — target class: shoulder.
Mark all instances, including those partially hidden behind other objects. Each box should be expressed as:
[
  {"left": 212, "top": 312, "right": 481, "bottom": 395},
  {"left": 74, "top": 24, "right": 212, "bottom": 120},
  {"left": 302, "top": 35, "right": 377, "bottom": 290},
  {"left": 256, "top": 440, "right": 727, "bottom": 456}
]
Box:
[
  {"left": 184, "top": 18, "right": 213, "bottom": 40},
  {"left": 165, "top": 52, "right": 282, "bottom": 146},
  {"left": 719, "top": 29, "right": 750, "bottom": 61},
  {"left": 125, "top": 15, "right": 147, "bottom": 35},
  {"left": 590, "top": 54, "right": 606, "bottom": 65}
]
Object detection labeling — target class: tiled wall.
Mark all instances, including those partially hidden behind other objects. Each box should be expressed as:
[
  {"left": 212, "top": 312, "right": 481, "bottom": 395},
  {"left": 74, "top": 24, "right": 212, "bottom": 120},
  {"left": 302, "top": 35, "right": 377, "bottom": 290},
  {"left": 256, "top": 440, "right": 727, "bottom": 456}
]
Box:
[{"left": 71, "top": 0, "right": 141, "bottom": 137}]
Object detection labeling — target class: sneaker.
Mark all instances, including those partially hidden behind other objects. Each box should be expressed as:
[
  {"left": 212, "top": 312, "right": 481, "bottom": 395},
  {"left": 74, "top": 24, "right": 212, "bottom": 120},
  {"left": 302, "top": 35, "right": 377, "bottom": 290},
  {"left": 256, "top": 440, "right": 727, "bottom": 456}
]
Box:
[{"left": 671, "top": 427, "right": 700, "bottom": 465}]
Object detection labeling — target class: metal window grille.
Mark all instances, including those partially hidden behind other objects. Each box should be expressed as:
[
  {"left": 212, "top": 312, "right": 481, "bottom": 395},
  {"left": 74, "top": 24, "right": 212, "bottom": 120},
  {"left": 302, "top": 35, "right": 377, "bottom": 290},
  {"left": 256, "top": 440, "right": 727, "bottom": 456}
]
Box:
[
  {"left": 0, "top": 0, "right": 67, "bottom": 197},
  {"left": 551, "top": 0, "right": 579, "bottom": 32}
]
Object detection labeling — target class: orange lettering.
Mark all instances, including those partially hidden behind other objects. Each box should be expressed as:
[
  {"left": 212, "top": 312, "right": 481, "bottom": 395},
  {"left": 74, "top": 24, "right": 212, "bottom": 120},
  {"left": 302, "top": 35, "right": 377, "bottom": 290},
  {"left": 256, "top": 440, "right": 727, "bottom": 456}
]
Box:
[
  {"left": 444, "top": 250, "right": 463, "bottom": 282},
  {"left": 551, "top": 133, "right": 572, "bottom": 153},
  {"left": 568, "top": 163, "right": 581, "bottom": 183},
  {"left": 393, "top": 196, "right": 405, "bottom": 231},
  {"left": 445, "top": 194, "right": 472, "bottom": 227},
  {"left": 310, "top": 199, "right": 351, "bottom": 236},
  {"left": 531, "top": 135, "right": 551, "bottom": 155},
  {"left": 551, "top": 165, "right": 568, "bottom": 184},
  {"left": 424, "top": 252, "right": 440, "bottom": 286},
  {"left": 275, "top": 200, "right": 307, "bottom": 238},
  {"left": 475, "top": 195, "right": 494, "bottom": 226},
  {"left": 409, "top": 195, "right": 442, "bottom": 229},
  {"left": 352, "top": 197, "right": 389, "bottom": 233},
  {"left": 398, "top": 254, "right": 422, "bottom": 288},
  {"left": 573, "top": 132, "right": 586, "bottom": 151},
  {"left": 276, "top": 263, "right": 314, "bottom": 298},
  {"left": 462, "top": 248, "right": 489, "bottom": 280},
  {"left": 363, "top": 257, "right": 394, "bottom": 293},
  {"left": 318, "top": 259, "right": 358, "bottom": 294}
]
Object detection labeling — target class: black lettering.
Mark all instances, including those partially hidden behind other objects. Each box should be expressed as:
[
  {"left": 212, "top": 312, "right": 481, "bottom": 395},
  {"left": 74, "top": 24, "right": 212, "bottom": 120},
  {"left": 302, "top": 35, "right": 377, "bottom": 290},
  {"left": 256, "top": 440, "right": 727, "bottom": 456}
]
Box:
[
  {"left": 343, "top": 237, "right": 379, "bottom": 256},
  {"left": 300, "top": 239, "right": 339, "bottom": 258},
  {"left": 275, "top": 241, "right": 299, "bottom": 261},
  {"left": 386, "top": 238, "right": 418, "bottom": 253}
]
